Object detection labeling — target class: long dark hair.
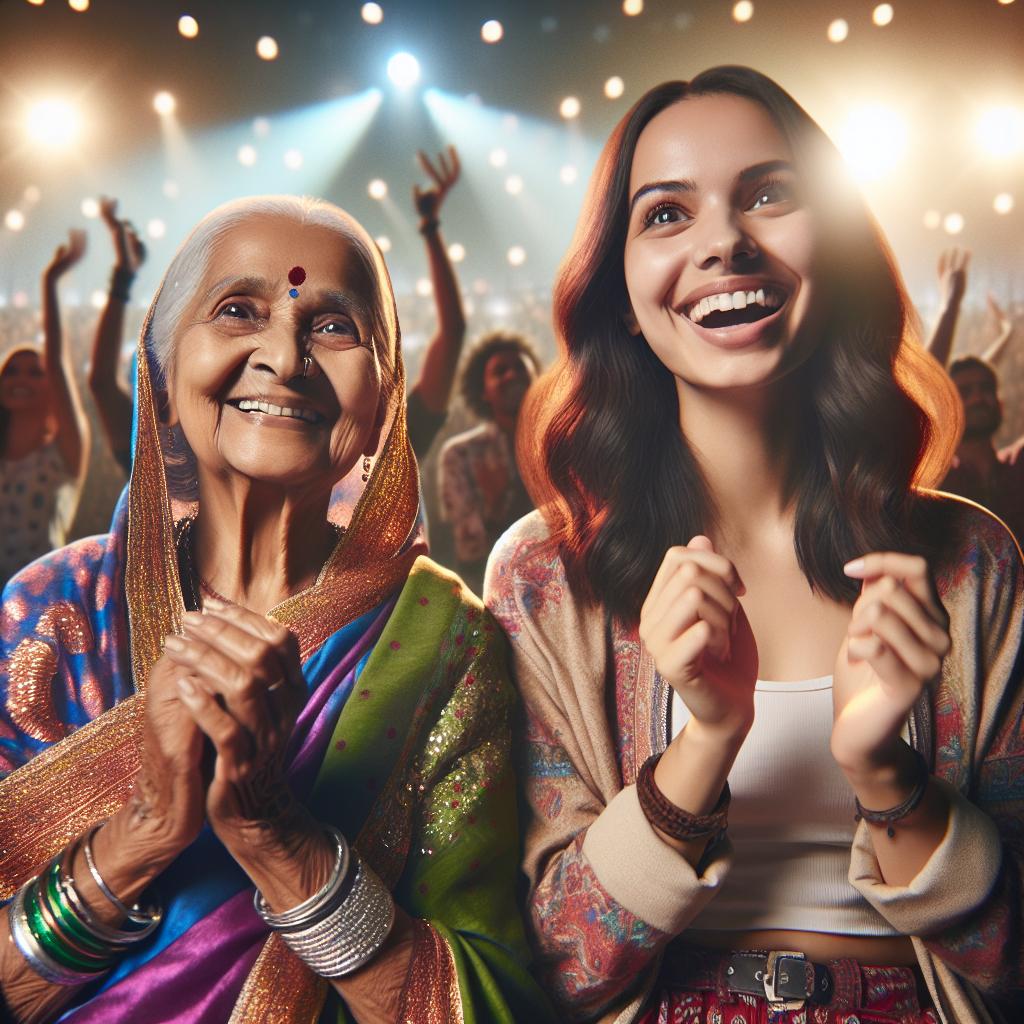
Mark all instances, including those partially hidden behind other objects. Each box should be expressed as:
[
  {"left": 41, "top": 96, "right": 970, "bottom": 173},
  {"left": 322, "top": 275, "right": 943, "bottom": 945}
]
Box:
[
  {"left": 0, "top": 345, "right": 47, "bottom": 457},
  {"left": 519, "top": 66, "right": 960, "bottom": 624}
]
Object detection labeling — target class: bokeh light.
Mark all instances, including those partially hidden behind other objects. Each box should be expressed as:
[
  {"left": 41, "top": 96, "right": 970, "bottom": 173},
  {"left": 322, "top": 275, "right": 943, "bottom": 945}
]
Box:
[
  {"left": 26, "top": 0, "right": 46, "bottom": 6},
  {"left": 481, "top": 20, "right": 503, "bottom": 43},
  {"left": 604, "top": 76, "right": 625, "bottom": 99},
  {"left": 415, "top": 277, "right": 433, "bottom": 297},
  {"left": 68, "top": 0, "right": 89, "bottom": 11},
  {"left": 827, "top": 19, "right": 849, "bottom": 43},
  {"left": 838, "top": 105, "right": 907, "bottom": 181},
  {"left": 361, "top": 3, "right": 383, "bottom": 24},
  {"left": 375, "top": 235, "right": 391, "bottom": 253},
  {"left": 283, "top": 148, "right": 303, "bottom": 170},
  {"left": 733, "top": 1, "right": 754, "bottom": 23},
  {"left": 448, "top": 242, "right": 466, "bottom": 262},
  {"left": 975, "top": 106, "right": 1024, "bottom": 158},
  {"left": 387, "top": 52, "right": 420, "bottom": 88},
  {"left": 5, "top": 211, "right": 26, "bottom": 232},
  {"left": 147, "top": 219, "right": 167, "bottom": 240},
  {"left": 256, "top": 36, "right": 279, "bottom": 61},
  {"left": 622, "top": 0, "right": 644, "bottom": 14},
  {"left": 943, "top": 212, "right": 965, "bottom": 235},
  {"left": 872, "top": 4, "right": 895, "bottom": 25},
  {"left": 153, "top": 91, "right": 176, "bottom": 116},
  {"left": 559, "top": 96, "right": 581, "bottom": 119},
  {"left": 252, "top": 116, "right": 271, "bottom": 138},
  {"left": 507, "top": 246, "right": 526, "bottom": 266},
  {"left": 368, "top": 178, "right": 388, "bottom": 199},
  {"left": 177, "top": 15, "right": 198, "bottom": 38},
  {"left": 560, "top": 165, "right": 579, "bottom": 185},
  {"left": 81, "top": 197, "right": 100, "bottom": 218},
  {"left": 994, "top": 192, "right": 1014, "bottom": 214},
  {"left": 90, "top": 290, "right": 107, "bottom": 310},
  {"left": 505, "top": 175, "right": 523, "bottom": 195},
  {"left": 162, "top": 179, "right": 180, "bottom": 199},
  {"left": 488, "top": 147, "right": 508, "bottom": 168},
  {"left": 237, "top": 144, "right": 257, "bottom": 166}
]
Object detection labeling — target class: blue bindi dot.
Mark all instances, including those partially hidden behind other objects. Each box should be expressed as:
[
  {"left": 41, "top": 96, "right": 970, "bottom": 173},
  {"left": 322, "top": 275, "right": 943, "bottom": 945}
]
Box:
[{"left": 289, "top": 288, "right": 299, "bottom": 298}]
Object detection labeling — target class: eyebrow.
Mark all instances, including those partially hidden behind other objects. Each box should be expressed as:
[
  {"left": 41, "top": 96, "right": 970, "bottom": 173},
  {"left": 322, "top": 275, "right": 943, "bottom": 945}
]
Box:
[
  {"left": 628, "top": 159, "right": 796, "bottom": 214},
  {"left": 200, "top": 275, "right": 270, "bottom": 305},
  {"left": 199, "top": 278, "right": 372, "bottom": 322}
]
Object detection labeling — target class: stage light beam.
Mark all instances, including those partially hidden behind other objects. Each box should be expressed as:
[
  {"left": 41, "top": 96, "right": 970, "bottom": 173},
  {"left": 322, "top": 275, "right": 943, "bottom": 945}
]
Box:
[
  {"left": 838, "top": 105, "right": 907, "bottom": 181},
  {"left": 153, "top": 91, "right": 176, "bottom": 116},
  {"left": 387, "top": 52, "right": 420, "bottom": 88},
  {"left": 25, "top": 99, "right": 82, "bottom": 150},
  {"left": 560, "top": 96, "right": 581, "bottom": 119}
]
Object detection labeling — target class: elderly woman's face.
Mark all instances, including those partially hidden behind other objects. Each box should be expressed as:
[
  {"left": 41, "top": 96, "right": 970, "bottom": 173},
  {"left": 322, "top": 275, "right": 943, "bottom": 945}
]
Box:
[{"left": 168, "top": 214, "right": 384, "bottom": 490}]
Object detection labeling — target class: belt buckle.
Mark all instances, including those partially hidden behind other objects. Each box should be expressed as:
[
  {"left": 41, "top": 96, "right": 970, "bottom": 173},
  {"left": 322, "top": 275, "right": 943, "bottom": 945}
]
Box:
[{"left": 763, "top": 950, "right": 808, "bottom": 1010}]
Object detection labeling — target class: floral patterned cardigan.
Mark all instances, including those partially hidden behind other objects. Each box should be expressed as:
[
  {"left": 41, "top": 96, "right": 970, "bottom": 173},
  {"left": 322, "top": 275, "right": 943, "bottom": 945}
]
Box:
[{"left": 485, "top": 493, "right": 1024, "bottom": 1024}]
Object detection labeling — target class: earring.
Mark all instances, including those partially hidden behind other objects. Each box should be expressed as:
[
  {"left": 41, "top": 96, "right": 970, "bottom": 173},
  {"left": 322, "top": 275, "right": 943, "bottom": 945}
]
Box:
[
  {"left": 166, "top": 425, "right": 175, "bottom": 448},
  {"left": 361, "top": 455, "right": 371, "bottom": 482}
]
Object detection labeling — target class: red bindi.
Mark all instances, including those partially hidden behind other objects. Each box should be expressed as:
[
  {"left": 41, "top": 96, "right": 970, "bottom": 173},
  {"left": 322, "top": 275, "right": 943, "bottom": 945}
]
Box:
[{"left": 288, "top": 266, "right": 306, "bottom": 286}]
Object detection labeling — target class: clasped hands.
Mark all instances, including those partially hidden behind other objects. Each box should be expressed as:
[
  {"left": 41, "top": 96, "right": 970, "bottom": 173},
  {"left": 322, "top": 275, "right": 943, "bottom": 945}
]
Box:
[{"left": 639, "top": 537, "right": 950, "bottom": 782}]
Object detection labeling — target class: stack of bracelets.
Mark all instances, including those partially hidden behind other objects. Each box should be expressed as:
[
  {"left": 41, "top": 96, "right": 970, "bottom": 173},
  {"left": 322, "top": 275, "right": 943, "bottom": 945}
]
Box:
[
  {"left": 7, "top": 826, "right": 162, "bottom": 986},
  {"left": 254, "top": 826, "right": 395, "bottom": 978}
]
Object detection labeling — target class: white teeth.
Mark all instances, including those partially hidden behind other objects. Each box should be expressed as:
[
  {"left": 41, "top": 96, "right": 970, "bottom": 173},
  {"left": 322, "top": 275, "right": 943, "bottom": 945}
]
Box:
[
  {"left": 746, "top": 291, "right": 756, "bottom": 304},
  {"left": 733, "top": 291, "right": 747, "bottom": 310},
  {"left": 686, "top": 286, "right": 785, "bottom": 323},
  {"left": 234, "top": 399, "right": 319, "bottom": 423},
  {"left": 718, "top": 292, "right": 734, "bottom": 311},
  {"left": 755, "top": 288, "right": 766, "bottom": 305}
]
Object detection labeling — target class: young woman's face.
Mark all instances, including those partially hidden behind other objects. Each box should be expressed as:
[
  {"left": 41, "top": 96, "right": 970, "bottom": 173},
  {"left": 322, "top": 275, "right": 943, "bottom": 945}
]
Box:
[
  {"left": 623, "top": 93, "right": 824, "bottom": 392},
  {"left": 482, "top": 349, "right": 535, "bottom": 418},
  {"left": 167, "top": 214, "right": 385, "bottom": 491},
  {"left": 0, "top": 351, "right": 50, "bottom": 413}
]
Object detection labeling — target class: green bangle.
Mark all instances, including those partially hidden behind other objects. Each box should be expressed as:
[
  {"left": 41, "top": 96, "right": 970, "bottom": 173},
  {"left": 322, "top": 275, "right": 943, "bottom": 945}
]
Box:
[
  {"left": 25, "top": 881, "right": 113, "bottom": 973},
  {"left": 33, "top": 877, "right": 117, "bottom": 967},
  {"left": 43, "top": 863, "right": 121, "bottom": 956}
]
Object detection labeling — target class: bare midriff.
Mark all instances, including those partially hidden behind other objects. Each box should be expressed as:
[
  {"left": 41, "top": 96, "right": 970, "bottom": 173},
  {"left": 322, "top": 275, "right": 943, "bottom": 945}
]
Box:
[{"left": 684, "top": 928, "right": 918, "bottom": 966}]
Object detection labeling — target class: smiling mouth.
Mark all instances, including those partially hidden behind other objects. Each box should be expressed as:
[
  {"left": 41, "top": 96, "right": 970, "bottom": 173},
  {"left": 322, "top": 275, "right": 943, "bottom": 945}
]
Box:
[
  {"left": 226, "top": 398, "right": 324, "bottom": 425},
  {"left": 685, "top": 287, "right": 786, "bottom": 329}
]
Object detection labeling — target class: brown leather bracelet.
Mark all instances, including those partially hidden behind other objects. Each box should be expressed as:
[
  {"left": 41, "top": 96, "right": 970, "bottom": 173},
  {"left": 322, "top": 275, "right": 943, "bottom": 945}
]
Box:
[{"left": 636, "top": 752, "right": 730, "bottom": 842}]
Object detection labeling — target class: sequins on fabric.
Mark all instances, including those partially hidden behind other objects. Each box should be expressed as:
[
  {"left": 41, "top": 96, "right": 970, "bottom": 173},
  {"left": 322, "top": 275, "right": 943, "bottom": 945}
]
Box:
[{"left": 396, "top": 919, "right": 465, "bottom": 1024}]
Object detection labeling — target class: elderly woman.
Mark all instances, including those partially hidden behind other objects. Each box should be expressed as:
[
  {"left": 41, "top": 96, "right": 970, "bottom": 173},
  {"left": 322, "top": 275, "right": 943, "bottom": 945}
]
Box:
[{"left": 0, "top": 197, "right": 553, "bottom": 1024}]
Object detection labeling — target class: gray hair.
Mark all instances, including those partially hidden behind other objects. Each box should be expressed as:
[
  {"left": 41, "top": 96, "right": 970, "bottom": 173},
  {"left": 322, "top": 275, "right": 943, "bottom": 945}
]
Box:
[{"left": 147, "top": 195, "right": 399, "bottom": 399}]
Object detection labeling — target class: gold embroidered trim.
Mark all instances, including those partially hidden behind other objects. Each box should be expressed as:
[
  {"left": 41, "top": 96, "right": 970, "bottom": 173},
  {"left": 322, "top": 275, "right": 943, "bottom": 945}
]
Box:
[
  {"left": 397, "top": 920, "right": 465, "bottom": 1024},
  {"left": 227, "top": 932, "right": 327, "bottom": 1024}
]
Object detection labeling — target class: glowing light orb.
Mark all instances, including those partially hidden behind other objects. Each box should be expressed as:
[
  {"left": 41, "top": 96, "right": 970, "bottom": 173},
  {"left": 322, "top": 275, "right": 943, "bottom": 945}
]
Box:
[
  {"left": 256, "top": 36, "right": 279, "bottom": 61},
  {"left": 481, "top": 20, "right": 503, "bottom": 43},
  {"left": 90, "top": 290, "right": 107, "bottom": 310},
  {"left": 415, "top": 277, "right": 433, "bottom": 297},
  {"left": 560, "top": 165, "right": 579, "bottom": 185},
  {"left": 147, "top": 219, "right": 166, "bottom": 240},
  {"left": 504, "top": 175, "right": 523, "bottom": 196},
  {"left": 488, "top": 148, "right": 508, "bottom": 168},
  {"left": 81, "top": 197, "right": 100, "bottom": 218},
  {"left": 387, "top": 52, "right": 420, "bottom": 88},
  {"left": 26, "top": 99, "right": 82, "bottom": 150},
  {"left": 838, "top": 105, "right": 907, "bottom": 181},
  {"left": 153, "top": 91, "right": 176, "bottom": 116},
  {"left": 997, "top": 0, "right": 1016, "bottom": 5},
  {"left": 375, "top": 236, "right": 392, "bottom": 253},
  {"left": 26, "top": 1, "right": 46, "bottom": 6},
  {"left": 163, "top": 179, "right": 180, "bottom": 199},
  {"left": 994, "top": 193, "right": 1014, "bottom": 214},
  {"left": 507, "top": 246, "right": 526, "bottom": 267},
  {"left": 622, "top": 0, "right": 644, "bottom": 15},
  {"left": 827, "top": 19, "right": 849, "bottom": 43},
  {"left": 559, "top": 96, "right": 581, "bottom": 120},
  {"left": 368, "top": 178, "right": 388, "bottom": 200},
  {"left": 237, "top": 144, "right": 258, "bottom": 167},
  {"left": 448, "top": 242, "right": 466, "bottom": 262},
  {"left": 604, "top": 76, "right": 625, "bottom": 99},
  {"left": 283, "top": 149, "right": 303, "bottom": 170},
  {"left": 68, "top": 0, "right": 89, "bottom": 11},
  {"left": 923, "top": 209, "right": 941, "bottom": 230},
  {"left": 733, "top": 1, "right": 754, "bottom": 23},
  {"left": 178, "top": 15, "right": 198, "bottom": 38},
  {"left": 943, "top": 212, "right": 965, "bottom": 235},
  {"left": 975, "top": 106, "right": 1024, "bottom": 158},
  {"left": 5, "top": 210, "right": 26, "bottom": 232},
  {"left": 872, "top": 4, "right": 894, "bottom": 25},
  {"left": 361, "top": 3, "right": 383, "bottom": 24}
]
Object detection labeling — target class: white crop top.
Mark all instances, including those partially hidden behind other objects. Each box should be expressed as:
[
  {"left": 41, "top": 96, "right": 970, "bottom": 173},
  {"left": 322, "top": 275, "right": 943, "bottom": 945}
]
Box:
[{"left": 670, "top": 677, "right": 899, "bottom": 936}]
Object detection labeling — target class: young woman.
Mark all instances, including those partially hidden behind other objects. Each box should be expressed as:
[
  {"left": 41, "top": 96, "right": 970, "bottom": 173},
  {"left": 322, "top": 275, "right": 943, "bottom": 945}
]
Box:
[{"left": 486, "top": 67, "right": 1023, "bottom": 1024}]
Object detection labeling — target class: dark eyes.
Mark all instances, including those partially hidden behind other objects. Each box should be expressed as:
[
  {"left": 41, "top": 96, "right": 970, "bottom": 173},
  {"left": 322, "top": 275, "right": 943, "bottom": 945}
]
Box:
[
  {"left": 748, "top": 178, "right": 794, "bottom": 210},
  {"left": 644, "top": 203, "right": 688, "bottom": 228},
  {"left": 639, "top": 176, "right": 796, "bottom": 230},
  {"left": 212, "top": 301, "right": 361, "bottom": 346}
]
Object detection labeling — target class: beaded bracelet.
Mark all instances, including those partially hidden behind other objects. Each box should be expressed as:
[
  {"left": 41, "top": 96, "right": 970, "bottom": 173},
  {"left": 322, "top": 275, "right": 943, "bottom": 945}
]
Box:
[
  {"left": 636, "top": 752, "right": 731, "bottom": 842},
  {"left": 854, "top": 748, "right": 930, "bottom": 838}
]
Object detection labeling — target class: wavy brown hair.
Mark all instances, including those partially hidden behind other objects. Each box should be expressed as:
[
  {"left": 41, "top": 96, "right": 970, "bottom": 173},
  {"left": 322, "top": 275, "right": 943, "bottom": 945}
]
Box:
[{"left": 518, "top": 66, "right": 960, "bottom": 624}]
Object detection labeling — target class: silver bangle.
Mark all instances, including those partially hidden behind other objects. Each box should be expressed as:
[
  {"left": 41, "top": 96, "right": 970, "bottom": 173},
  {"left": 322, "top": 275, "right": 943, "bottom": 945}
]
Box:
[
  {"left": 279, "top": 854, "right": 395, "bottom": 978},
  {"left": 7, "top": 884, "right": 104, "bottom": 986},
  {"left": 253, "top": 826, "right": 350, "bottom": 932}
]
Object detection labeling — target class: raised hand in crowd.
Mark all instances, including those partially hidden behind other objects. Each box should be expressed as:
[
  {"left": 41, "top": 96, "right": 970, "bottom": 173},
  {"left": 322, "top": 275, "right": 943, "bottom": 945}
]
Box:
[
  {"left": 925, "top": 246, "right": 970, "bottom": 368},
  {"left": 981, "top": 291, "right": 1015, "bottom": 367}
]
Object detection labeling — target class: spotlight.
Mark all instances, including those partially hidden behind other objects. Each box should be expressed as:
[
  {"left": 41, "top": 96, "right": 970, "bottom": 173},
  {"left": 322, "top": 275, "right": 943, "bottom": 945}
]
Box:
[
  {"left": 237, "top": 144, "right": 258, "bottom": 166},
  {"left": 178, "top": 15, "right": 198, "bottom": 38},
  {"left": 622, "top": 0, "right": 643, "bottom": 14},
  {"left": 604, "top": 76, "right": 625, "bottom": 99},
  {"left": 448, "top": 242, "right": 466, "bottom": 262},
  {"left": 559, "top": 96, "right": 581, "bottom": 119},
  {"left": 386, "top": 52, "right": 420, "bottom": 88},
  {"left": 375, "top": 236, "right": 391, "bottom": 253},
  {"left": 153, "top": 91, "right": 176, "bottom": 116},
  {"left": 943, "top": 212, "right": 965, "bottom": 235},
  {"left": 827, "top": 19, "right": 849, "bottom": 43},
  {"left": 560, "top": 165, "right": 579, "bottom": 185},
  {"left": 994, "top": 193, "right": 1014, "bottom": 214},
  {"left": 283, "top": 148, "right": 303, "bottom": 170},
  {"left": 481, "top": 20, "right": 503, "bottom": 43},
  {"left": 256, "top": 36, "right": 279, "bottom": 61},
  {"left": 838, "top": 105, "right": 907, "bottom": 181},
  {"left": 415, "top": 277, "right": 433, "bottom": 297},
  {"left": 505, "top": 175, "right": 523, "bottom": 195},
  {"left": 361, "top": 3, "right": 383, "bottom": 24},
  {"left": 25, "top": 99, "right": 82, "bottom": 150},
  {"left": 507, "top": 246, "right": 526, "bottom": 267},
  {"left": 872, "top": 4, "right": 894, "bottom": 25},
  {"left": 368, "top": 178, "right": 388, "bottom": 200},
  {"left": 81, "top": 197, "right": 100, "bottom": 218},
  {"left": 923, "top": 209, "right": 941, "bottom": 229},
  {"left": 732, "top": 1, "right": 754, "bottom": 22},
  {"left": 147, "top": 219, "right": 167, "bottom": 240},
  {"left": 975, "top": 106, "right": 1024, "bottom": 158},
  {"left": 488, "top": 147, "right": 508, "bottom": 168},
  {"left": 68, "top": 0, "right": 89, "bottom": 11},
  {"left": 5, "top": 211, "right": 26, "bottom": 231}
]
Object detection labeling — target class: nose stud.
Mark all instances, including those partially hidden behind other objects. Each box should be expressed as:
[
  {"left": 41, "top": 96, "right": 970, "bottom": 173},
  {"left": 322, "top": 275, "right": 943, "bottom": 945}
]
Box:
[{"left": 301, "top": 355, "right": 313, "bottom": 378}]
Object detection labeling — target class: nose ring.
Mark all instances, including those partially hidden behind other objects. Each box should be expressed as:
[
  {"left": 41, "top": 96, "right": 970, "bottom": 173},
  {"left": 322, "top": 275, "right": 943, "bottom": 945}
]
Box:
[{"left": 301, "top": 354, "right": 313, "bottom": 378}]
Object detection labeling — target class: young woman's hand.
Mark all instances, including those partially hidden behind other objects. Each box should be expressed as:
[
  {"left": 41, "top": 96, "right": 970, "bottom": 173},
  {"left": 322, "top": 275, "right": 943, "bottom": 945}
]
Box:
[
  {"left": 412, "top": 146, "right": 460, "bottom": 224},
  {"left": 44, "top": 229, "right": 87, "bottom": 281},
  {"left": 639, "top": 536, "right": 757, "bottom": 741},
  {"left": 831, "top": 553, "right": 950, "bottom": 773},
  {"left": 99, "top": 196, "right": 147, "bottom": 273}
]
